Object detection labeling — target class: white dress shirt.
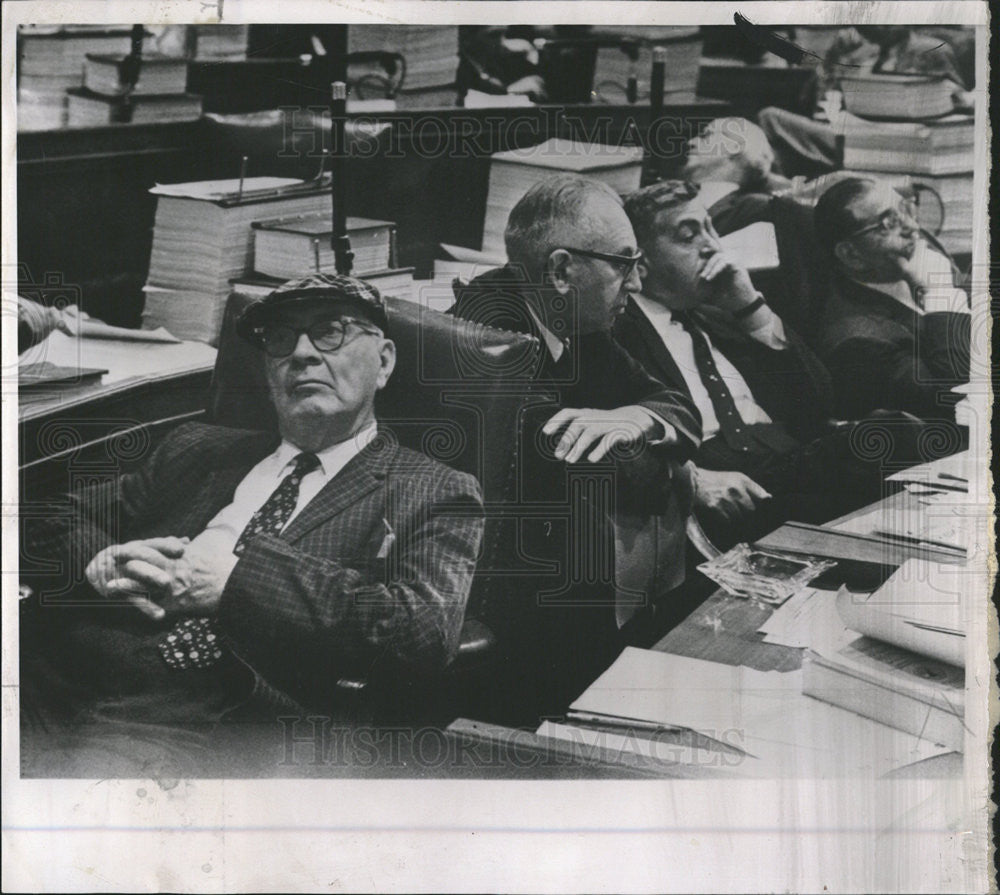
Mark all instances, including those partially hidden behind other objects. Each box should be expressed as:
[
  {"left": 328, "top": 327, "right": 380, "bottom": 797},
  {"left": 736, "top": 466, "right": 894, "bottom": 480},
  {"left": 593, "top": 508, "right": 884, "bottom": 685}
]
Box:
[
  {"left": 858, "top": 240, "right": 970, "bottom": 316},
  {"left": 186, "top": 422, "right": 379, "bottom": 580},
  {"left": 633, "top": 294, "right": 779, "bottom": 441}
]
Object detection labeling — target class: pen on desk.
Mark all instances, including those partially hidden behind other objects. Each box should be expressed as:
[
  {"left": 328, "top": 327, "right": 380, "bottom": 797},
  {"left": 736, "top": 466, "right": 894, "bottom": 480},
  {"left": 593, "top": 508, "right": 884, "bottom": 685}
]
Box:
[
  {"left": 877, "top": 531, "right": 965, "bottom": 554},
  {"left": 565, "top": 713, "right": 757, "bottom": 758},
  {"left": 566, "top": 711, "right": 682, "bottom": 733},
  {"left": 937, "top": 472, "right": 968, "bottom": 484}
]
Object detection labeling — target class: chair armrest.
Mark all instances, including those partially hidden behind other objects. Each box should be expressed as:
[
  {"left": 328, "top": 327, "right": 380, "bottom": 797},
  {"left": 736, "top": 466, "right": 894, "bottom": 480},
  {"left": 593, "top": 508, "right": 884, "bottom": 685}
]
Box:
[
  {"left": 333, "top": 618, "right": 498, "bottom": 702},
  {"left": 452, "top": 618, "right": 497, "bottom": 667}
]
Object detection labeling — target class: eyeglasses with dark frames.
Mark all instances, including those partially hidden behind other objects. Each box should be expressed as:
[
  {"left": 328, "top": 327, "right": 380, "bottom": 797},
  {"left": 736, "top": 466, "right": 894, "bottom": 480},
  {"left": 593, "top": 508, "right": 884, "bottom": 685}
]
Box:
[
  {"left": 255, "top": 316, "right": 382, "bottom": 358},
  {"left": 560, "top": 246, "right": 644, "bottom": 276},
  {"left": 847, "top": 197, "right": 920, "bottom": 240}
]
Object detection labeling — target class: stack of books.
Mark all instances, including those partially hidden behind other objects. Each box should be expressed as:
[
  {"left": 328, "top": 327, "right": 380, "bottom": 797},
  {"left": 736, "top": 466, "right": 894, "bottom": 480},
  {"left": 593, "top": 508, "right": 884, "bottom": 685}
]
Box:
[
  {"left": 142, "top": 176, "right": 332, "bottom": 343},
  {"left": 251, "top": 214, "right": 397, "bottom": 280},
  {"left": 841, "top": 113, "right": 974, "bottom": 175},
  {"left": 68, "top": 52, "right": 201, "bottom": 125},
  {"left": 17, "top": 25, "right": 135, "bottom": 129},
  {"left": 481, "top": 138, "right": 645, "bottom": 256},
  {"left": 840, "top": 73, "right": 957, "bottom": 121},
  {"left": 591, "top": 27, "right": 702, "bottom": 104},
  {"left": 191, "top": 24, "right": 249, "bottom": 59},
  {"left": 349, "top": 25, "right": 459, "bottom": 105}
]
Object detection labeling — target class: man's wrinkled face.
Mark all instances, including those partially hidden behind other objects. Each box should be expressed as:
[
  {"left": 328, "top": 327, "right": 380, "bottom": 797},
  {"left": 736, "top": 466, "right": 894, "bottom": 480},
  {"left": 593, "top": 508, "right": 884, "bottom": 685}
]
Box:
[
  {"left": 638, "top": 198, "right": 722, "bottom": 309},
  {"left": 838, "top": 183, "right": 919, "bottom": 282},
  {"left": 263, "top": 301, "right": 395, "bottom": 445},
  {"left": 562, "top": 195, "right": 643, "bottom": 333}
]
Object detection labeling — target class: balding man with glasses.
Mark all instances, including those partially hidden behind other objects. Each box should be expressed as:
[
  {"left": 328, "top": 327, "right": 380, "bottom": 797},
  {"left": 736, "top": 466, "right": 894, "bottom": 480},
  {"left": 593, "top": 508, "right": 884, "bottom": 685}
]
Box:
[
  {"left": 449, "top": 174, "right": 701, "bottom": 713},
  {"left": 814, "top": 176, "right": 970, "bottom": 419},
  {"left": 21, "top": 274, "right": 484, "bottom": 760}
]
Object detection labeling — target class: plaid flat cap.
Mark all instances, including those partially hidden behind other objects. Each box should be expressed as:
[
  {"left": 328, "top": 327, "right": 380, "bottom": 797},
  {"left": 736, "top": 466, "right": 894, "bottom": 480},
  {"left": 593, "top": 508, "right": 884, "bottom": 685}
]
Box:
[{"left": 237, "top": 272, "right": 389, "bottom": 343}]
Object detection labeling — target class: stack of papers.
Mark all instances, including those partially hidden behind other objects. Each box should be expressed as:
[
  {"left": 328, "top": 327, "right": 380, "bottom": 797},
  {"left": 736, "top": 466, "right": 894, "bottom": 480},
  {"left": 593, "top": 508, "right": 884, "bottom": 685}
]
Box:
[
  {"left": 144, "top": 176, "right": 332, "bottom": 343},
  {"left": 482, "top": 139, "right": 644, "bottom": 256},
  {"left": 591, "top": 28, "right": 702, "bottom": 103},
  {"left": 537, "top": 647, "right": 951, "bottom": 777},
  {"left": 349, "top": 25, "right": 459, "bottom": 91},
  {"left": 835, "top": 559, "right": 966, "bottom": 667}
]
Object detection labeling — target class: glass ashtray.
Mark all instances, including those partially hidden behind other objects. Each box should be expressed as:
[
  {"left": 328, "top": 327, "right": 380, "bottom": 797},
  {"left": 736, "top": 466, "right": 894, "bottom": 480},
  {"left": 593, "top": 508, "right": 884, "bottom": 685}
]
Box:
[{"left": 697, "top": 544, "right": 837, "bottom": 605}]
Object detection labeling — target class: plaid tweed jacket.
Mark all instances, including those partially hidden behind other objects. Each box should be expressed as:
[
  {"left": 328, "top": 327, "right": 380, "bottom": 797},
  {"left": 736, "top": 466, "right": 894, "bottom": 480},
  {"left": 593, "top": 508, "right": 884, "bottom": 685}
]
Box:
[{"left": 23, "top": 421, "right": 484, "bottom": 711}]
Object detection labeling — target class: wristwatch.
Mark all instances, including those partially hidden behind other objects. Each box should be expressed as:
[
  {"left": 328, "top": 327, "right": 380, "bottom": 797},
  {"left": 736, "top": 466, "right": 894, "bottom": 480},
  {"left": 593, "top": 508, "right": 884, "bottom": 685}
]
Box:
[{"left": 731, "top": 293, "right": 767, "bottom": 320}]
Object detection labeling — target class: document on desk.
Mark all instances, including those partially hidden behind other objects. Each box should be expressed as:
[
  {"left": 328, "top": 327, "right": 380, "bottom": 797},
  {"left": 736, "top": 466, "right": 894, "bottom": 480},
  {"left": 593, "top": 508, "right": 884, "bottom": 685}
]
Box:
[
  {"left": 149, "top": 176, "right": 303, "bottom": 200},
  {"left": 56, "top": 313, "right": 182, "bottom": 343},
  {"left": 835, "top": 560, "right": 966, "bottom": 667},
  {"left": 565, "top": 648, "right": 950, "bottom": 777},
  {"left": 833, "top": 497, "right": 968, "bottom": 557},
  {"left": 33, "top": 331, "right": 217, "bottom": 385},
  {"left": 757, "top": 587, "right": 854, "bottom": 651}
]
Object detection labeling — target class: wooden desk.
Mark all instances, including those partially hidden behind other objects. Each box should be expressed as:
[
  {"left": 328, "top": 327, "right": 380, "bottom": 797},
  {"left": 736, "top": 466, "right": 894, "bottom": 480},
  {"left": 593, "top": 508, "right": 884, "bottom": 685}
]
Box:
[
  {"left": 652, "top": 491, "right": 964, "bottom": 777},
  {"left": 18, "top": 332, "right": 217, "bottom": 500}
]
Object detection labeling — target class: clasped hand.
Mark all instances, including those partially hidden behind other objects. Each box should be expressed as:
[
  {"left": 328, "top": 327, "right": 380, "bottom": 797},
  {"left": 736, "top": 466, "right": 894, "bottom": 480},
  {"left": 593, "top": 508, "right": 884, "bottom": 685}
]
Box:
[
  {"left": 85, "top": 536, "right": 227, "bottom": 621},
  {"left": 542, "top": 405, "right": 675, "bottom": 464}
]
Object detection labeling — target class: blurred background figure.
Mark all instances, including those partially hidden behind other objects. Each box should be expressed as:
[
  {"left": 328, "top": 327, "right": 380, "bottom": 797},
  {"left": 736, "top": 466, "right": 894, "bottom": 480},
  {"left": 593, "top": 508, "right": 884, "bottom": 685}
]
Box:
[{"left": 683, "top": 117, "right": 793, "bottom": 195}]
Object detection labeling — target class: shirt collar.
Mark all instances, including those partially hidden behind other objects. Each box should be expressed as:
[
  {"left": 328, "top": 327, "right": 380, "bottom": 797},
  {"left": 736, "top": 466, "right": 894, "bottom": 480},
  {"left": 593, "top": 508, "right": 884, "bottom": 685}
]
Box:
[
  {"left": 276, "top": 421, "right": 379, "bottom": 477},
  {"left": 633, "top": 292, "right": 676, "bottom": 325}
]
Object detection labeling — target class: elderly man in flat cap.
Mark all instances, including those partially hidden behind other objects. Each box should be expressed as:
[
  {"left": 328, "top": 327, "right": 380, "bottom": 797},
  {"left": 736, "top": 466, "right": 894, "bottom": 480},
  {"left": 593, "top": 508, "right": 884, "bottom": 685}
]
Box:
[{"left": 21, "top": 274, "right": 484, "bottom": 770}]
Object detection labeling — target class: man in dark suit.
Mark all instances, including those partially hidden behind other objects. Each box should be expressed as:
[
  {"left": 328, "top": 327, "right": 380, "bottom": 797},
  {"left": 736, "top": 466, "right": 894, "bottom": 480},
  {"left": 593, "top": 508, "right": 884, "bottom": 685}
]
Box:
[
  {"left": 615, "top": 180, "right": 917, "bottom": 546},
  {"left": 813, "top": 176, "right": 970, "bottom": 420},
  {"left": 450, "top": 174, "right": 701, "bottom": 713},
  {"left": 21, "top": 274, "right": 484, "bottom": 771}
]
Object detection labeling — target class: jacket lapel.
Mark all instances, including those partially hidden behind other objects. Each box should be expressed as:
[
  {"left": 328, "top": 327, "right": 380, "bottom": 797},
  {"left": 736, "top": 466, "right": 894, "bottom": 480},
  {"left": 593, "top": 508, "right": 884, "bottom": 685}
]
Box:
[
  {"left": 183, "top": 432, "right": 279, "bottom": 534},
  {"left": 280, "top": 437, "right": 396, "bottom": 542}
]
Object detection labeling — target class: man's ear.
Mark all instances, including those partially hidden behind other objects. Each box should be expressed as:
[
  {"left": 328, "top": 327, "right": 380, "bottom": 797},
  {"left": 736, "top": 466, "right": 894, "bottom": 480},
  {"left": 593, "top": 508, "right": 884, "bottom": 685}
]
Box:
[
  {"left": 833, "top": 239, "right": 858, "bottom": 270},
  {"left": 637, "top": 253, "right": 650, "bottom": 283},
  {"left": 375, "top": 338, "right": 396, "bottom": 390},
  {"left": 545, "top": 248, "right": 573, "bottom": 294}
]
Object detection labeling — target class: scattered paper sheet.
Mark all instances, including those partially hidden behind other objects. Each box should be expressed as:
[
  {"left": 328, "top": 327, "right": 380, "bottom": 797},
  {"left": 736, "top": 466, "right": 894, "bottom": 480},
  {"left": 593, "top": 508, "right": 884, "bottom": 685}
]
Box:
[
  {"left": 562, "top": 648, "right": 951, "bottom": 777},
  {"left": 757, "top": 587, "right": 854, "bottom": 651},
  {"left": 150, "top": 176, "right": 304, "bottom": 200},
  {"left": 836, "top": 560, "right": 966, "bottom": 666}
]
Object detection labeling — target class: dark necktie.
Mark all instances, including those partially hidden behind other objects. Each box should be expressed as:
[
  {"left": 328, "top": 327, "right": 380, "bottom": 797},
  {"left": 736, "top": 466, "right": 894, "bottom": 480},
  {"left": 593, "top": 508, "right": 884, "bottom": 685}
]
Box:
[
  {"left": 157, "top": 452, "right": 320, "bottom": 671},
  {"left": 674, "top": 312, "right": 751, "bottom": 453}
]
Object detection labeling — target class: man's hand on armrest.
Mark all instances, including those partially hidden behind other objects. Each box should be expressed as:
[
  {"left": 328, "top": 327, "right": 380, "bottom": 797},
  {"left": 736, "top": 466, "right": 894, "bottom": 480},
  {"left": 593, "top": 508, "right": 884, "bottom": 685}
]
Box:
[
  {"left": 543, "top": 405, "right": 677, "bottom": 464},
  {"left": 690, "top": 464, "right": 772, "bottom": 523}
]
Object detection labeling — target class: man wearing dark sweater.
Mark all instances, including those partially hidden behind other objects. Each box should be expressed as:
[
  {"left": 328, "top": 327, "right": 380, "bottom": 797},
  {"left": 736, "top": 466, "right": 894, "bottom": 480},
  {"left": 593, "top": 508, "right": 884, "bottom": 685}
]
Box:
[{"left": 812, "top": 176, "right": 970, "bottom": 421}]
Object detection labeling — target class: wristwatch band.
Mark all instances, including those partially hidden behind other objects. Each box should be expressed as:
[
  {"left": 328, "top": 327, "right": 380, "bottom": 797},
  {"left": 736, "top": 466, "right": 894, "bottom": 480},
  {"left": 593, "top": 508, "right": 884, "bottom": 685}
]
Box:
[{"left": 732, "top": 294, "right": 766, "bottom": 320}]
